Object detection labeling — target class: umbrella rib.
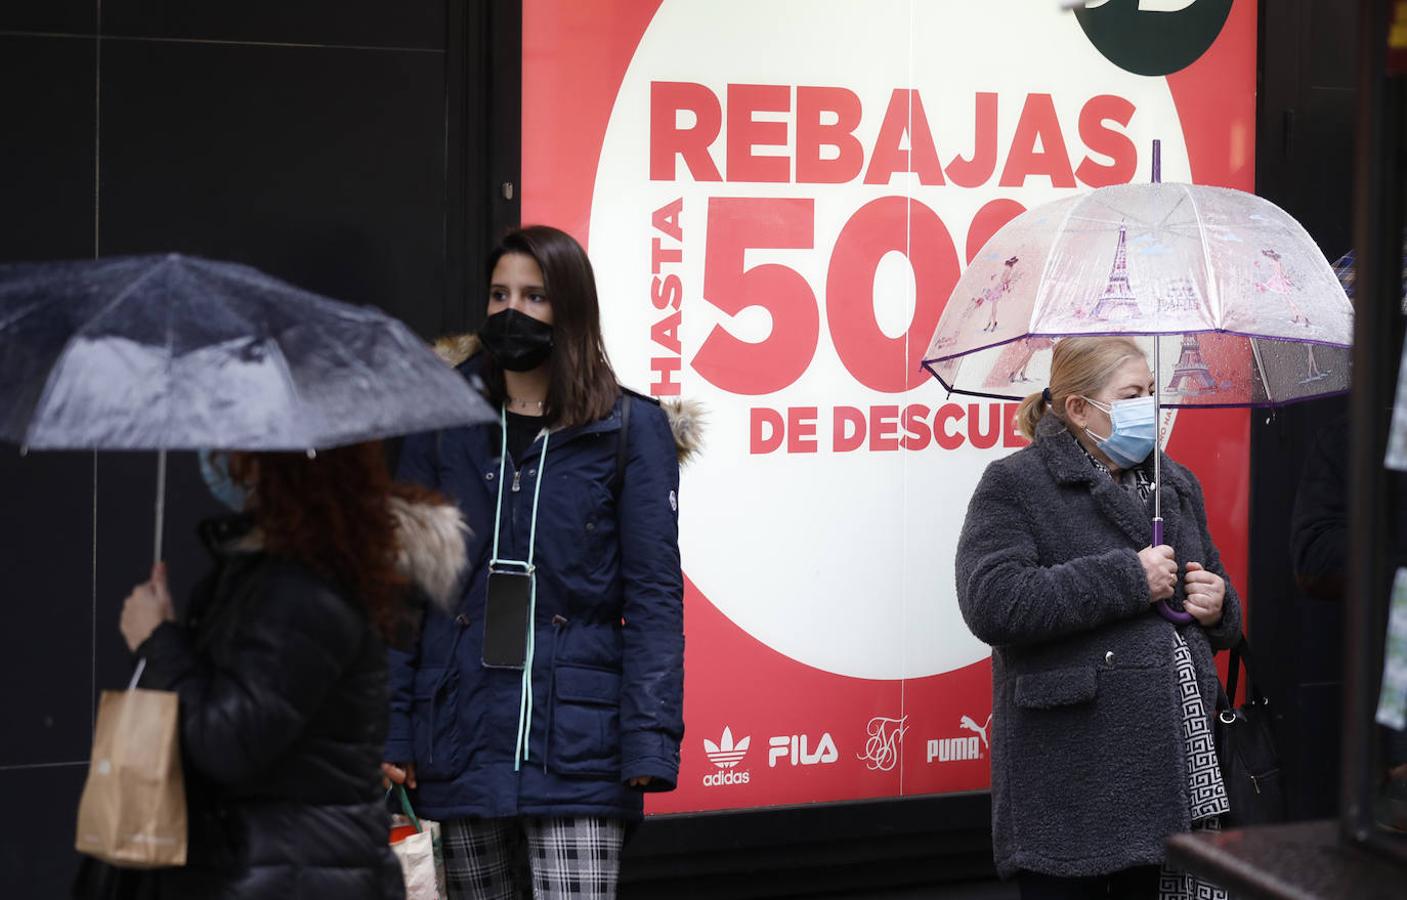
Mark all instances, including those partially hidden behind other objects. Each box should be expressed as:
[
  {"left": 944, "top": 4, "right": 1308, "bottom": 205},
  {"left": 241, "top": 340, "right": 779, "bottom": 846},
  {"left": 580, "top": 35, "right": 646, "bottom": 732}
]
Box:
[
  {"left": 262, "top": 343, "right": 313, "bottom": 451},
  {"left": 1030, "top": 197, "right": 1085, "bottom": 332},
  {"left": 0, "top": 293, "right": 56, "bottom": 332},
  {"left": 23, "top": 259, "right": 172, "bottom": 447},
  {"left": 1184, "top": 184, "right": 1222, "bottom": 327},
  {"left": 1152, "top": 193, "right": 1189, "bottom": 232},
  {"left": 69, "top": 259, "right": 171, "bottom": 340},
  {"left": 1248, "top": 339, "right": 1273, "bottom": 405},
  {"left": 201, "top": 262, "right": 350, "bottom": 449},
  {"left": 1079, "top": 196, "right": 1167, "bottom": 230}
]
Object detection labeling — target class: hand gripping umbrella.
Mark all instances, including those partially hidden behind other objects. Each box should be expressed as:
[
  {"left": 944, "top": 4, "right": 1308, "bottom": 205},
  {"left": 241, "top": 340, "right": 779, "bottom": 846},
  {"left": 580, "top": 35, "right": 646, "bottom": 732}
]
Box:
[
  {"left": 0, "top": 253, "right": 497, "bottom": 562},
  {"left": 921, "top": 145, "right": 1353, "bottom": 624}
]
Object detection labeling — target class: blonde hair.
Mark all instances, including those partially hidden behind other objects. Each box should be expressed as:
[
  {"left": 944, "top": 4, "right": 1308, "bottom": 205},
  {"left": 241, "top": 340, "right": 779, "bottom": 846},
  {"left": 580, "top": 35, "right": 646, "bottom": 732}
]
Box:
[{"left": 1014, "top": 336, "right": 1146, "bottom": 440}]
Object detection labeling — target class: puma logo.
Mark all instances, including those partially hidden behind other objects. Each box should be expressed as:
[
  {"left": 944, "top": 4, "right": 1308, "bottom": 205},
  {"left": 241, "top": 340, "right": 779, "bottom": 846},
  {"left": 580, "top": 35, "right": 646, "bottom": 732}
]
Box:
[{"left": 959, "top": 714, "right": 992, "bottom": 750}]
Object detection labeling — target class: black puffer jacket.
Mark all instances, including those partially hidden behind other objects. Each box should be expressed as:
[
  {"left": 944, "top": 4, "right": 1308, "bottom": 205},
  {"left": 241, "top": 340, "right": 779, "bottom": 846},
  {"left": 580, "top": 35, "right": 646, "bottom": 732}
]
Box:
[{"left": 135, "top": 517, "right": 405, "bottom": 900}]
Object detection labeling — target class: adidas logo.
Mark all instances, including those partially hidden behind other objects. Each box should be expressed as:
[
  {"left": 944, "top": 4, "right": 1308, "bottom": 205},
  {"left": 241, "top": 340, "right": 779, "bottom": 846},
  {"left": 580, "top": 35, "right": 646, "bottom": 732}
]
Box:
[
  {"left": 702, "top": 726, "right": 751, "bottom": 787},
  {"left": 704, "top": 727, "right": 750, "bottom": 769}
]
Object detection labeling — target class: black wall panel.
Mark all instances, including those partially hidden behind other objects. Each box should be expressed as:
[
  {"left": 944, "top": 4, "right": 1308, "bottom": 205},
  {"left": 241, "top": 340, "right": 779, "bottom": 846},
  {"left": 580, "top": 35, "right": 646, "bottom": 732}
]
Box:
[
  {"left": 97, "top": 38, "right": 447, "bottom": 338},
  {"left": 101, "top": 0, "right": 443, "bottom": 50},
  {"left": 1252, "top": 0, "right": 1359, "bottom": 822},
  {"left": 0, "top": 2, "right": 96, "bottom": 35},
  {"left": 0, "top": 35, "right": 96, "bottom": 261},
  {"left": 0, "top": 4, "right": 467, "bottom": 897},
  {"left": 0, "top": 452, "right": 95, "bottom": 770},
  {"left": 0, "top": 766, "right": 89, "bottom": 898}
]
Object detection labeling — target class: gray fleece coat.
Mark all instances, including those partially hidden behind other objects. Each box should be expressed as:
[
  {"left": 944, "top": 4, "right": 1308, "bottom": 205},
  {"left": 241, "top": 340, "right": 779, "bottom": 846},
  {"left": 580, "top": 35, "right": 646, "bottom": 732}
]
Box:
[{"left": 955, "top": 412, "right": 1242, "bottom": 880}]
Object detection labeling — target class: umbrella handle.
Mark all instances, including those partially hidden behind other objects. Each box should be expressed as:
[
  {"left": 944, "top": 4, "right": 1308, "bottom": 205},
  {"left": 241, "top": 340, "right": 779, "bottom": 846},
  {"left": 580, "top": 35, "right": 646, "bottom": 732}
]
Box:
[
  {"left": 153, "top": 449, "right": 167, "bottom": 567},
  {"left": 1149, "top": 517, "right": 1195, "bottom": 624},
  {"left": 1156, "top": 600, "right": 1195, "bottom": 625}
]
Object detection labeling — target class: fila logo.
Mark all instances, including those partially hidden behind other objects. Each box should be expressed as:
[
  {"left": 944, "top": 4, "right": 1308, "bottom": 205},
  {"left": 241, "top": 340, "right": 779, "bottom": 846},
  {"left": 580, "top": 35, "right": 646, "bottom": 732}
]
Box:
[
  {"left": 926, "top": 714, "right": 991, "bottom": 764},
  {"left": 702, "top": 727, "right": 751, "bottom": 787},
  {"left": 768, "top": 732, "right": 839, "bottom": 767}
]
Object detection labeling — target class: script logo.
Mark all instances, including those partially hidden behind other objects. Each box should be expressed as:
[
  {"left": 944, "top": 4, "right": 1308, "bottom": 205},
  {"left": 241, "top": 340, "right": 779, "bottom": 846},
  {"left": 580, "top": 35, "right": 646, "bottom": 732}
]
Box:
[{"left": 857, "top": 715, "right": 909, "bottom": 772}]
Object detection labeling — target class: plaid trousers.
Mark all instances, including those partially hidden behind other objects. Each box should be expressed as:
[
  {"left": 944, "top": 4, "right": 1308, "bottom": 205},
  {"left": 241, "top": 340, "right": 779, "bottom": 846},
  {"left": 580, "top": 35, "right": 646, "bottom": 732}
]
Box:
[{"left": 442, "top": 816, "right": 625, "bottom": 900}]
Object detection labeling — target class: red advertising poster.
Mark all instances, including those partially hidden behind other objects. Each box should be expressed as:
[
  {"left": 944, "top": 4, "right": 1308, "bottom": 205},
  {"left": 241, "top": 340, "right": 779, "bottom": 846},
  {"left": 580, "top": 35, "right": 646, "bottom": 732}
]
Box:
[{"left": 522, "top": 0, "right": 1257, "bottom": 815}]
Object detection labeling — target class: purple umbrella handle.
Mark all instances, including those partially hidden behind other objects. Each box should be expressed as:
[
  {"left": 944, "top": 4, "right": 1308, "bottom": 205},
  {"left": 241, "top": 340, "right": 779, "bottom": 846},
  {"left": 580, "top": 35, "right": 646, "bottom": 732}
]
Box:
[
  {"left": 1156, "top": 600, "right": 1195, "bottom": 625},
  {"left": 1150, "top": 516, "right": 1195, "bottom": 624}
]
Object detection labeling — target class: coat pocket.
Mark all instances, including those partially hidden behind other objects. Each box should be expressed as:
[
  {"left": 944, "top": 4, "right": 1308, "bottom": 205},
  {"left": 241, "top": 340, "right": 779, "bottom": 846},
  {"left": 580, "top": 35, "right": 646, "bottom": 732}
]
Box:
[
  {"left": 1006, "top": 664, "right": 1185, "bottom": 863},
  {"left": 1013, "top": 666, "right": 1098, "bottom": 709},
  {"left": 549, "top": 664, "right": 622, "bottom": 777},
  {"left": 411, "top": 666, "right": 468, "bottom": 781}
]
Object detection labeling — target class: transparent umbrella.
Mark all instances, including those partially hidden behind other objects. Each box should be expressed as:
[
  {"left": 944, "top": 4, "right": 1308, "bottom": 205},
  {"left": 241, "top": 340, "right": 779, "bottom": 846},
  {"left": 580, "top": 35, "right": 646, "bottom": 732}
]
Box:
[
  {"left": 0, "top": 253, "right": 495, "bottom": 560},
  {"left": 921, "top": 153, "right": 1352, "bottom": 622}
]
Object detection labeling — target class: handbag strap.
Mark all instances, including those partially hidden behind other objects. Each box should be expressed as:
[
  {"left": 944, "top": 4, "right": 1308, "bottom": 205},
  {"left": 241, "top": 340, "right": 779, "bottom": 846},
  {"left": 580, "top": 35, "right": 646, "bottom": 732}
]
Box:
[
  {"left": 1223, "top": 636, "right": 1268, "bottom": 707},
  {"left": 395, "top": 784, "right": 423, "bottom": 833},
  {"left": 1225, "top": 638, "right": 1242, "bottom": 702}
]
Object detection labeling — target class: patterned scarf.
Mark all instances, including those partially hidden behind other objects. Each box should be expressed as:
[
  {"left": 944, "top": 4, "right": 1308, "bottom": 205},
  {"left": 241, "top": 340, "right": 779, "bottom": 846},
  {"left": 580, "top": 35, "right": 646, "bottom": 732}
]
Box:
[{"left": 1077, "top": 434, "right": 1230, "bottom": 900}]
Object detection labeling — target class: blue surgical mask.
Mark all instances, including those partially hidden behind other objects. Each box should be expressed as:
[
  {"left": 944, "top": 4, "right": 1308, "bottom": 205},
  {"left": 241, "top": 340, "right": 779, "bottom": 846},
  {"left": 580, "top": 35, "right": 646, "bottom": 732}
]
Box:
[
  {"left": 1083, "top": 395, "right": 1157, "bottom": 468},
  {"left": 198, "top": 449, "right": 250, "bottom": 512}
]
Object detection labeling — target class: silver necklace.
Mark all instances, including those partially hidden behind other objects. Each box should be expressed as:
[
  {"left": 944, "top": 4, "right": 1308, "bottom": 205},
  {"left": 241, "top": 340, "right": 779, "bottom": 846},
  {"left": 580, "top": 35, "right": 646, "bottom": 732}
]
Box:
[{"left": 506, "top": 397, "right": 546, "bottom": 413}]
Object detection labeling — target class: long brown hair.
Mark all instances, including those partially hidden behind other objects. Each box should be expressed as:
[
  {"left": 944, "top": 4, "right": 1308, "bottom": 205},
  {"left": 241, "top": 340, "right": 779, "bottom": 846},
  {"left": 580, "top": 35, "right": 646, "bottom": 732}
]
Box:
[
  {"left": 1014, "top": 336, "right": 1146, "bottom": 440},
  {"left": 230, "top": 443, "right": 404, "bottom": 637},
  {"left": 483, "top": 226, "right": 620, "bottom": 428}
]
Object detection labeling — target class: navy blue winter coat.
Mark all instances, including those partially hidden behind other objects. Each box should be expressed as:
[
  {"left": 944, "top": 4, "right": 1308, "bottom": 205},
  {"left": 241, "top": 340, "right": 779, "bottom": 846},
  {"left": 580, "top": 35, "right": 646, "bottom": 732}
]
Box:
[{"left": 386, "top": 355, "right": 685, "bottom": 822}]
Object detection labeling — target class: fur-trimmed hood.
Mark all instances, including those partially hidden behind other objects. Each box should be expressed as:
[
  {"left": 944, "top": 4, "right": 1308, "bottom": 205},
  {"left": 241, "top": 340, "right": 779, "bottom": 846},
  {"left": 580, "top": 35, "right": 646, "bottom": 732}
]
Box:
[
  {"left": 433, "top": 333, "right": 705, "bottom": 465},
  {"left": 210, "top": 497, "right": 469, "bottom": 614},
  {"left": 389, "top": 495, "right": 468, "bottom": 613}
]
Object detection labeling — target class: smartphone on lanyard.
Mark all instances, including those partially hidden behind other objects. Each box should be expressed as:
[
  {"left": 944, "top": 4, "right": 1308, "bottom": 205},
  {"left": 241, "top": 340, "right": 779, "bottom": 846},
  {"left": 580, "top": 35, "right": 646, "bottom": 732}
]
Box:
[{"left": 482, "top": 567, "right": 533, "bottom": 669}]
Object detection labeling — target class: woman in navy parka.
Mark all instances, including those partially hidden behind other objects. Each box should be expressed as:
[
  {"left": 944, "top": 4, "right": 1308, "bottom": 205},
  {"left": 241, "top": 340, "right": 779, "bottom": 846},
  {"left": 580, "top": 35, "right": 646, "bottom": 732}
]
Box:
[{"left": 383, "top": 226, "right": 691, "bottom": 899}]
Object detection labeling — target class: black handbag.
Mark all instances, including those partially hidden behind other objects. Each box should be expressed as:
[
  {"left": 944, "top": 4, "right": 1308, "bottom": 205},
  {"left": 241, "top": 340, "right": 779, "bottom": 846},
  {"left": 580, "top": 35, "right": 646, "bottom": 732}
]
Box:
[{"left": 1214, "top": 637, "right": 1286, "bottom": 828}]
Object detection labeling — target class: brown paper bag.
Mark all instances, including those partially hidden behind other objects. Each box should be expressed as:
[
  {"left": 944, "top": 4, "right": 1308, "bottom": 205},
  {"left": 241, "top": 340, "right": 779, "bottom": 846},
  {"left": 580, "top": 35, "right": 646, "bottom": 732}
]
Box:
[{"left": 75, "top": 687, "right": 187, "bottom": 868}]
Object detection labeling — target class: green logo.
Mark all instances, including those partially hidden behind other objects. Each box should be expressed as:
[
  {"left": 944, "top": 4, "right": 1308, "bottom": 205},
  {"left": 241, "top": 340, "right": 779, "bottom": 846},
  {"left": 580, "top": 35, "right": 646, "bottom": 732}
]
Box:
[{"left": 1075, "top": 0, "right": 1233, "bottom": 77}]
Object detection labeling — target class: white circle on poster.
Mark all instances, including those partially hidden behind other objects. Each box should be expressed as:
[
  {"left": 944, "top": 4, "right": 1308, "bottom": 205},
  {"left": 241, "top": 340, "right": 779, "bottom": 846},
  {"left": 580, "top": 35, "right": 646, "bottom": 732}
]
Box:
[{"left": 589, "top": 0, "right": 1187, "bottom": 679}]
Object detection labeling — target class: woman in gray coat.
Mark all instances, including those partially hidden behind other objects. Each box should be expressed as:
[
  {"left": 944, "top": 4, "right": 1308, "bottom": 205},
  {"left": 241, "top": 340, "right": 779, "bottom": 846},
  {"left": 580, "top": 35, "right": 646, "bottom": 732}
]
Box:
[{"left": 955, "top": 336, "right": 1241, "bottom": 900}]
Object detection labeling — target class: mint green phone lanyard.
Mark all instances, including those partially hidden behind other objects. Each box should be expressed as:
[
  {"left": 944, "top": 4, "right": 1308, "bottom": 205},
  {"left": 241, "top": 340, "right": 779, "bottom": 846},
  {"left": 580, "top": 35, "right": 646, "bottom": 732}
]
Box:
[{"left": 489, "top": 406, "right": 550, "bottom": 771}]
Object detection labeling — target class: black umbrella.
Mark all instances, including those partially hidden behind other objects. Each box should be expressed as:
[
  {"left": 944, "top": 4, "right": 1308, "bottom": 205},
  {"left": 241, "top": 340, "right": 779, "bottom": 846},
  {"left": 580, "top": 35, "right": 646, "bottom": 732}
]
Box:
[{"left": 0, "top": 253, "right": 494, "bottom": 559}]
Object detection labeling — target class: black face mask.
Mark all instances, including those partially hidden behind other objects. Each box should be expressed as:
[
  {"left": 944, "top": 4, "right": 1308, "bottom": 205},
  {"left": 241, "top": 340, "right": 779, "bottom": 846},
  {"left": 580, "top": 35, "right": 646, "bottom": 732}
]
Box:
[{"left": 478, "top": 308, "right": 554, "bottom": 372}]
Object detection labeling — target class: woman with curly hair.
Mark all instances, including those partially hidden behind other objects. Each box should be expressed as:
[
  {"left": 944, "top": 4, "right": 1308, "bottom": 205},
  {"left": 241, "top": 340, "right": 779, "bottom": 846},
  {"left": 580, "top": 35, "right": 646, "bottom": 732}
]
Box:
[{"left": 113, "top": 442, "right": 468, "bottom": 899}]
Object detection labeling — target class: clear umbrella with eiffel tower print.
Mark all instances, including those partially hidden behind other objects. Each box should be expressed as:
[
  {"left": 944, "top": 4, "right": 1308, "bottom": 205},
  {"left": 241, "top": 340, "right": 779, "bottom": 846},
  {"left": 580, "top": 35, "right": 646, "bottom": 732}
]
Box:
[{"left": 921, "top": 142, "right": 1353, "bottom": 623}]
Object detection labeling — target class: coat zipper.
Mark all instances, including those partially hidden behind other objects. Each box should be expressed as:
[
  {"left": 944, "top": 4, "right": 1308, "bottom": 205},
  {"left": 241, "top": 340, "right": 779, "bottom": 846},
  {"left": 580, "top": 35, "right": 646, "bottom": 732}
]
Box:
[{"left": 509, "top": 463, "right": 521, "bottom": 550}]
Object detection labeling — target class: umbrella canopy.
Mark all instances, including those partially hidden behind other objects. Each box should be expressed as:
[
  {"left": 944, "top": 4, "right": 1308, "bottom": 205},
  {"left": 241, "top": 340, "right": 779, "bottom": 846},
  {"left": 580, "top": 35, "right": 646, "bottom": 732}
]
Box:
[
  {"left": 1331, "top": 236, "right": 1407, "bottom": 311},
  {"left": 922, "top": 182, "right": 1354, "bottom": 407},
  {"left": 0, "top": 254, "right": 494, "bottom": 451},
  {"left": 919, "top": 179, "right": 1354, "bottom": 626}
]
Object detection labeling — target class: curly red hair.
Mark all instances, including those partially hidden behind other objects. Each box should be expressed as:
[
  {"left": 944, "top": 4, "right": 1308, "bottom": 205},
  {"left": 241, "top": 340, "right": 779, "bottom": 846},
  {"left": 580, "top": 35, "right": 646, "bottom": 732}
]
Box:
[{"left": 230, "top": 443, "right": 404, "bottom": 637}]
